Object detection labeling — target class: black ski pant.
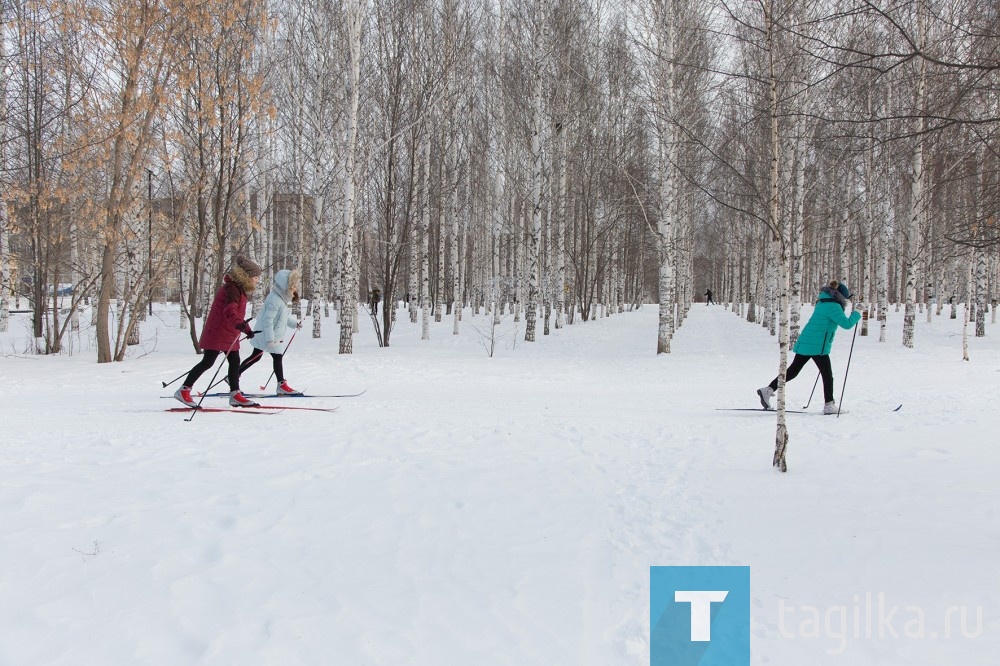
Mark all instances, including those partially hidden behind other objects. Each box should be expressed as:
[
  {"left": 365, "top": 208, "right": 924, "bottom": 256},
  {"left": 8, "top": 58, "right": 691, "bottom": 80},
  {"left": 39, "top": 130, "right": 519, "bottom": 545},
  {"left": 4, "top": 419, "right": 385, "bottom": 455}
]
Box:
[
  {"left": 768, "top": 353, "right": 834, "bottom": 403},
  {"left": 184, "top": 350, "right": 241, "bottom": 392},
  {"left": 239, "top": 348, "right": 284, "bottom": 383}
]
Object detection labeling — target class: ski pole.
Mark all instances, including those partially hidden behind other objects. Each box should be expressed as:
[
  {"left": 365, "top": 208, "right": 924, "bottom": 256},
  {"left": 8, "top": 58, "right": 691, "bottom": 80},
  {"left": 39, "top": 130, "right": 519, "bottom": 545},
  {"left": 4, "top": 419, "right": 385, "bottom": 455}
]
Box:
[
  {"left": 836, "top": 323, "right": 859, "bottom": 418},
  {"left": 161, "top": 370, "right": 189, "bottom": 389},
  {"left": 260, "top": 325, "right": 300, "bottom": 391},
  {"left": 259, "top": 370, "right": 275, "bottom": 392},
  {"left": 185, "top": 333, "right": 254, "bottom": 422},
  {"left": 802, "top": 370, "right": 821, "bottom": 409},
  {"left": 204, "top": 374, "right": 229, "bottom": 395},
  {"left": 203, "top": 334, "right": 269, "bottom": 395}
]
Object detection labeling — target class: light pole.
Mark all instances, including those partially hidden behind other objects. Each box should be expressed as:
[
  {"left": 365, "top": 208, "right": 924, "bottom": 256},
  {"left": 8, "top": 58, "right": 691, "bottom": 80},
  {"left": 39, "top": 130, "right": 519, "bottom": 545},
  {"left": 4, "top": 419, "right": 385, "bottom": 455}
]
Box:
[{"left": 148, "top": 169, "right": 153, "bottom": 316}]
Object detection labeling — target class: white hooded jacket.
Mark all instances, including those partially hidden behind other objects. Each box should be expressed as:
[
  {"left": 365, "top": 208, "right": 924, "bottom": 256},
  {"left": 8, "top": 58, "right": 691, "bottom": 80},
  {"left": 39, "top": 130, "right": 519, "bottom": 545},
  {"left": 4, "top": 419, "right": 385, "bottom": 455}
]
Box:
[{"left": 251, "top": 269, "right": 299, "bottom": 352}]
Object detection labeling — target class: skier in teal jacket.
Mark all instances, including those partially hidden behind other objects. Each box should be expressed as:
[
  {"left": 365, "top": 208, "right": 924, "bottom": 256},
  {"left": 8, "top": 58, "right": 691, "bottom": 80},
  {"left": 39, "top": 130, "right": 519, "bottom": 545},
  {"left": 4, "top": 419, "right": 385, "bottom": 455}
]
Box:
[{"left": 757, "top": 280, "right": 861, "bottom": 414}]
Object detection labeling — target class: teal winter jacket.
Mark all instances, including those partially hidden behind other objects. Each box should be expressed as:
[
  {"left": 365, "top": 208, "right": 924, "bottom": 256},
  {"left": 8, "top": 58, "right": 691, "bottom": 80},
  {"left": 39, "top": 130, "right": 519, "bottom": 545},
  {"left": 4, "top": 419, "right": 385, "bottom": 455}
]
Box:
[{"left": 792, "top": 288, "right": 861, "bottom": 356}]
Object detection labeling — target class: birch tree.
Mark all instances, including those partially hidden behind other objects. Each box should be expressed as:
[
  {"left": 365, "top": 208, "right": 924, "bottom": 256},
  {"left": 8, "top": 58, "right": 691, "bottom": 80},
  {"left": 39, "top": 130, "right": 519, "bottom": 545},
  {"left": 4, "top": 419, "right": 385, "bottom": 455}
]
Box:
[
  {"left": 523, "top": 0, "right": 548, "bottom": 343},
  {"left": 338, "top": 0, "right": 363, "bottom": 354},
  {"left": 765, "top": 0, "right": 798, "bottom": 473},
  {"left": 419, "top": 130, "right": 431, "bottom": 340},
  {"left": 0, "top": 9, "right": 11, "bottom": 334},
  {"left": 649, "top": 0, "right": 677, "bottom": 354},
  {"left": 902, "top": 7, "right": 928, "bottom": 349}
]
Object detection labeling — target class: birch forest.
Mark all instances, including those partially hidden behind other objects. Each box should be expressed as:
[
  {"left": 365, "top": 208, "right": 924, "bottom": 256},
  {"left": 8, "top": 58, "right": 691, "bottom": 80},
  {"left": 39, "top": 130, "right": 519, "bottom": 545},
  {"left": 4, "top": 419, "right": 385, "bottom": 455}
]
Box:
[{"left": 1, "top": 0, "right": 997, "bottom": 362}]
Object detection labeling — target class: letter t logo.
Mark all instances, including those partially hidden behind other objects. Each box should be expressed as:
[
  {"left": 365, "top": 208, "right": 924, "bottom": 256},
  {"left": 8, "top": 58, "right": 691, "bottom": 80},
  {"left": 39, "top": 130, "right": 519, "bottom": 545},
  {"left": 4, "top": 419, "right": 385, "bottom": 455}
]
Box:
[
  {"left": 674, "top": 591, "right": 729, "bottom": 641},
  {"left": 650, "top": 566, "right": 750, "bottom": 665}
]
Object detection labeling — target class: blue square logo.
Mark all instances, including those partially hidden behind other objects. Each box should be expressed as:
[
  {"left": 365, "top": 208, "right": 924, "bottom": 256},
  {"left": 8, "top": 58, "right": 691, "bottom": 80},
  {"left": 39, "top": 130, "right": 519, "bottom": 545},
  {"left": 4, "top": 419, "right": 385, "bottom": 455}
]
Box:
[{"left": 650, "top": 566, "right": 750, "bottom": 666}]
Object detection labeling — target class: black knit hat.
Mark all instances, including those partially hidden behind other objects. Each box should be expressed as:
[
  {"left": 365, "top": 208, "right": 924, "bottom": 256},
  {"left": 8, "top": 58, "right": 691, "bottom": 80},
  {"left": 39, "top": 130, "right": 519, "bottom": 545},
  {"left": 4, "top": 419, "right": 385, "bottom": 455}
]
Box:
[{"left": 234, "top": 255, "right": 262, "bottom": 278}]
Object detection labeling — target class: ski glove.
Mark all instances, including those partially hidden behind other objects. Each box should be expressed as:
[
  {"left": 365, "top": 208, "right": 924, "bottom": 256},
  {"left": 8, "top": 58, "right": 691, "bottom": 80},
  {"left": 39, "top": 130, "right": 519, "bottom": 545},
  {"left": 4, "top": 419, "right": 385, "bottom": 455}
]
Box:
[{"left": 239, "top": 323, "right": 260, "bottom": 339}]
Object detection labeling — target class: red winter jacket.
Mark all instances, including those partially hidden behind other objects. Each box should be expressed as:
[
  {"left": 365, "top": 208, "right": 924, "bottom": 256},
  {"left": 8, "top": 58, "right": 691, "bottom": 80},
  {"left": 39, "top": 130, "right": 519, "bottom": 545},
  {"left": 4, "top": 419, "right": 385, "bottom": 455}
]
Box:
[{"left": 199, "top": 274, "right": 254, "bottom": 352}]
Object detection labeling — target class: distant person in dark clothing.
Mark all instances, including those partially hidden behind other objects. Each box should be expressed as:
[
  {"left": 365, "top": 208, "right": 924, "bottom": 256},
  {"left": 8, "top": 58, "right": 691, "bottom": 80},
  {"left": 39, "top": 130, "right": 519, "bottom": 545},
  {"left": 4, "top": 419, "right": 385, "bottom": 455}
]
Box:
[
  {"left": 705, "top": 288, "right": 713, "bottom": 305},
  {"left": 369, "top": 288, "right": 381, "bottom": 315}
]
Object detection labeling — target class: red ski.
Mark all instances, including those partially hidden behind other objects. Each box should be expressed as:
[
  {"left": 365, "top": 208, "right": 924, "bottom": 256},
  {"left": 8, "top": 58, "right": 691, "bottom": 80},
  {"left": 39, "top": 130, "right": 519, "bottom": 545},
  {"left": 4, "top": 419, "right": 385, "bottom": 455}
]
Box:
[
  {"left": 165, "top": 406, "right": 282, "bottom": 415},
  {"left": 252, "top": 404, "right": 338, "bottom": 413}
]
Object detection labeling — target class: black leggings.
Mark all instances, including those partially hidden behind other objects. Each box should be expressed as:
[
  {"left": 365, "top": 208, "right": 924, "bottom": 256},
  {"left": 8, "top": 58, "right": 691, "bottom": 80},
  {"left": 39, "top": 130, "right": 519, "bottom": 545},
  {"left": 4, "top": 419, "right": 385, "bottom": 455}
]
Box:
[
  {"left": 184, "top": 350, "right": 241, "bottom": 391},
  {"left": 769, "top": 353, "right": 834, "bottom": 402},
  {"left": 238, "top": 349, "right": 284, "bottom": 383}
]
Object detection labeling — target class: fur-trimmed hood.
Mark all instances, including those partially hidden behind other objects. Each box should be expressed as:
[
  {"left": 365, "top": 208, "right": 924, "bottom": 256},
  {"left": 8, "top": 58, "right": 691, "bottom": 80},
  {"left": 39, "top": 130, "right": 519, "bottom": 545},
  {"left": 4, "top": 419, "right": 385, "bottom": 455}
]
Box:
[
  {"left": 226, "top": 265, "right": 257, "bottom": 294},
  {"left": 818, "top": 284, "right": 847, "bottom": 309},
  {"left": 271, "top": 269, "right": 300, "bottom": 302}
]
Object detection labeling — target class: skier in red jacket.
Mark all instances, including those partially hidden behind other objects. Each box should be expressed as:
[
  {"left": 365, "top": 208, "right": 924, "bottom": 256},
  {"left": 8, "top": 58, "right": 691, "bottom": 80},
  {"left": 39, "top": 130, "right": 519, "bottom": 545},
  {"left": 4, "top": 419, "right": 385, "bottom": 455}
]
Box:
[{"left": 174, "top": 255, "right": 262, "bottom": 408}]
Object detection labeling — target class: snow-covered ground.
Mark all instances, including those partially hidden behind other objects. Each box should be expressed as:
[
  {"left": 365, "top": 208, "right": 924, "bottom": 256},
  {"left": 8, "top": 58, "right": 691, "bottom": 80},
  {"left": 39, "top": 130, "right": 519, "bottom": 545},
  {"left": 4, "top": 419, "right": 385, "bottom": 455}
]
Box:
[{"left": 1, "top": 301, "right": 997, "bottom": 665}]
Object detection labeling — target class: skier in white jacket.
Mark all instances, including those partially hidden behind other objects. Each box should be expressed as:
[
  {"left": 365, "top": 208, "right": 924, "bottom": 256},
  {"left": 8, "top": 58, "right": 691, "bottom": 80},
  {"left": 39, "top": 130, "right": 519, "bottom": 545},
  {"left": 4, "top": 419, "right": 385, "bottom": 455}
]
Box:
[{"left": 238, "top": 268, "right": 302, "bottom": 394}]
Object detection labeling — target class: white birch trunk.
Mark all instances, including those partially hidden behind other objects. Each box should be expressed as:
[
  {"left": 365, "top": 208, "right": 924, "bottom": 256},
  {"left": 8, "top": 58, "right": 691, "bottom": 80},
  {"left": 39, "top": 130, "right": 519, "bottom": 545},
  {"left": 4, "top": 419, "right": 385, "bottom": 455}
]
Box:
[
  {"left": 543, "top": 169, "right": 552, "bottom": 335},
  {"left": 765, "top": 0, "right": 790, "bottom": 472},
  {"left": 451, "top": 141, "right": 462, "bottom": 335},
  {"left": 766, "top": 245, "right": 777, "bottom": 335},
  {"left": 311, "top": 282, "right": 321, "bottom": 338},
  {"left": 934, "top": 273, "right": 942, "bottom": 316},
  {"left": 339, "top": 0, "right": 363, "bottom": 355},
  {"left": 949, "top": 263, "right": 958, "bottom": 319},
  {"left": 292, "top": 193, "right": 305, "bottom": 319},
  {"left": 265, "top": 178, "right": 275, "bottom": 298},
  {"left": 789, "top": 126, "right": 805, "bottom": 343},
  {"left": 0, "top": 191, "right": 9, "bottom": 333},
  {"left": 126, "top": 196, "right": 142, "bottom": 347},
  {"left": 323, "top": 195, "right": 335, "bottom": 319},
  {"left": 513, "top": 203, "right": 522, "bottom": 322},
  {"left": 524, "top": 0, "right": 547, "bottom": 343},
  {"left": 179, "top": 206, "right": 191, "bottom": 330},
  {"left": 903, "top": 142, "right": 923, "bottom": 350},
  {"left": 861, "top": 207, "right": 873, "bottom": 335},
  {"left": 975, "top": 247, "right": 987, "bottom": 337},
  {"left": 436, "top": 215, "right": 445, "bottom": 324},
  {"left": 878, "top": 199, "right": 889, "bottom": 343},
  {"left": 310, "top": 195, "right": 323, "bottom": 338},
  {"left": 491, "top": 173, "right": 501, "bottom": 325},
  {"left": 924, "top": 219, "right": 933, "bottom": 324},
  {"left": 962, "top": 259, "right": 972, "bottom": 361},
  {"left": 69, "top": 216, "right": 80, "bottom": 335},
  {"left": 246, "top": 183, "right": 262, "bottom": 317},
  {"left": 902, "top": 14, "right": 927, "bottom": 349},
  {"left": 969, "top": 154, "right": 987, "bottom": 335},
  {"left": 860, "top": 112, "right": 876, "bottom": 337},
  {"left": 617, "top": 246, "right": 626, "bottom": 315},
  {"left": 838, "top": 213, "right": 849, "bottom": 288},
  {"left": 654, "top": 0, "right": 676, "bottom": 354},
  {"left": 420, "top": 133, "right": 431, "bottom": 341},
  {"left": 409, "top": 218, "right": 420, "bottom": 323},
  {"left": 555, "top": 122, "right": 567, "bottom": 329},
  {"left": 0, "top": 33, "right": 7, "bottom": 333},
  {"left": 332, "top": 204, "right": 342, "bottom": 324}
]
